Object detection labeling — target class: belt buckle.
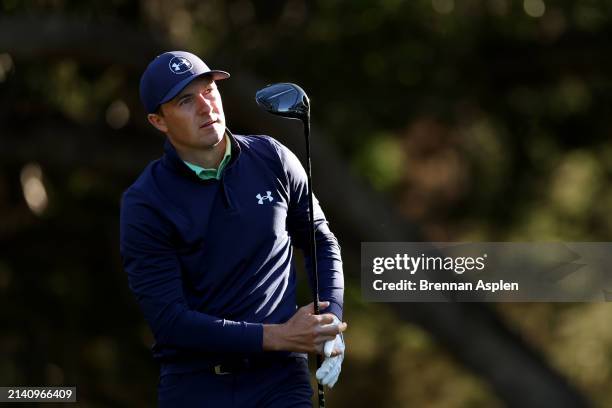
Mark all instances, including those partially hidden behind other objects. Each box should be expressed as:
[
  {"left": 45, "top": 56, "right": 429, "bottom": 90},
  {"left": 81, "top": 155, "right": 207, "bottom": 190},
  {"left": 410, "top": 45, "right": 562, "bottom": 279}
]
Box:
[{"left": 214, "top": 365, "right": 231, "bottom": 375}]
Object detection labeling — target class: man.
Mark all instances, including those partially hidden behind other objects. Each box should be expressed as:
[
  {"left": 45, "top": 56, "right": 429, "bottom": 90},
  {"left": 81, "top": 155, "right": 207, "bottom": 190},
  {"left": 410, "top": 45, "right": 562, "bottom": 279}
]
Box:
[{"left": 120, "top": 50, "right": 346, "bottom": 407}]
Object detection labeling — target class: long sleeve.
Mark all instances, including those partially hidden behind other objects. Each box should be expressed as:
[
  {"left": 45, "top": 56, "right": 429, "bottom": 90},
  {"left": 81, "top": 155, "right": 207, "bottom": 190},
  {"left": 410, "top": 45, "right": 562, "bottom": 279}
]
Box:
[
  {"left": 273, "top": 142, "right": 345, "bottom": 320},
  {"left": 119, "top": 188, "right": 263, "bottom": 353}
]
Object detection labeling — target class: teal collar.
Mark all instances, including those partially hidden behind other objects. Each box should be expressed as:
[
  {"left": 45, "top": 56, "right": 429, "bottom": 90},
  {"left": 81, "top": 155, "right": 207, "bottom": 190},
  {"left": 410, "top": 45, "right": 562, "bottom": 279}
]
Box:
[{"left": 183, "top": 134, "right": 232, "bottom": 180}]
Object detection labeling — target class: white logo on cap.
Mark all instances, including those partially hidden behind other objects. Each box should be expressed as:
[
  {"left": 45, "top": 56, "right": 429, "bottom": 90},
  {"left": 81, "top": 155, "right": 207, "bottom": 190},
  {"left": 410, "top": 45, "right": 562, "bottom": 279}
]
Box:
[{"left": 169, "top": 56, "right": 193, "bottom": 74}]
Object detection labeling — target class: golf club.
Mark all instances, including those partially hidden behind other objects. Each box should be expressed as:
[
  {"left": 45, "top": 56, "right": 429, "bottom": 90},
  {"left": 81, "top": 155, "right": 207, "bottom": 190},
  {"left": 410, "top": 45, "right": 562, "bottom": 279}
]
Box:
[{"left": 255, "top": 83, "right": 326, "bottom": 408}]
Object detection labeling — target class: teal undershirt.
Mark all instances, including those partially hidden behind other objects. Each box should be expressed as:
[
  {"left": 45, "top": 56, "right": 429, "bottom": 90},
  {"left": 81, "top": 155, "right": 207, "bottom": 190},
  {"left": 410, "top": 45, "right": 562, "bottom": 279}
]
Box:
[{"left": 183, "top": 134, "right": 232, "bottom": 180}]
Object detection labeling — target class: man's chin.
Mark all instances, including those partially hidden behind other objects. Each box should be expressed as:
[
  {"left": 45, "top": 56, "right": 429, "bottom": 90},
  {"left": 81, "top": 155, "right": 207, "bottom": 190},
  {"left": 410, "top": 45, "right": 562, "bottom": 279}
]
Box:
[{"left": 197, "top": 125, "right": 223, "bottom": 142}]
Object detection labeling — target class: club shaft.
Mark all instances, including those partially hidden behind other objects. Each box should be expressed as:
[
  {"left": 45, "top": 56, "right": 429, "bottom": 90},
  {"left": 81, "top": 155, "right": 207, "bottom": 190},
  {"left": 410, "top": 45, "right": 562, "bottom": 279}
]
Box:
[{"left": 303, "top": 116, "right": 325, "bottom": 408}]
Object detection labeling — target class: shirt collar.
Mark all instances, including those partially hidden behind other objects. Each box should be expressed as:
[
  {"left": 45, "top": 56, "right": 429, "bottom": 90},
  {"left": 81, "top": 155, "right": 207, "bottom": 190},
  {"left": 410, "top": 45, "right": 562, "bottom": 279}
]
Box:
[{"left": 183, "top": 133, "right": 232, "bottom": 180}]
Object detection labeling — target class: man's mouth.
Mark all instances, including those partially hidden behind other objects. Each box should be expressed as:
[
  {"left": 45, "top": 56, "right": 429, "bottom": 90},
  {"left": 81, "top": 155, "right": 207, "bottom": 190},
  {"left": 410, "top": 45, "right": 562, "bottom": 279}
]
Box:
[{"left": 200, "top": 119, "right": 217, "bottom": 128}]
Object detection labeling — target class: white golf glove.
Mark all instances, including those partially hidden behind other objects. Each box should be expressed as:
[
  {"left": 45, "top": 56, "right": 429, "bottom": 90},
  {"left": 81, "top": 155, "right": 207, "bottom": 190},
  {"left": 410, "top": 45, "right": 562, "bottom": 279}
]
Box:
[{"left": 315, "top": 315, "right": 345, "bottom": 388}]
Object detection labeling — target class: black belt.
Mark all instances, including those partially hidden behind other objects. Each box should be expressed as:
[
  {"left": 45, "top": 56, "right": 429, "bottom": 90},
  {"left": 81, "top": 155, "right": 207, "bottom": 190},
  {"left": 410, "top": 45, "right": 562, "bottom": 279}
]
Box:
[{"left": 210, "top": 355, "right": 297, "bottom": 376}]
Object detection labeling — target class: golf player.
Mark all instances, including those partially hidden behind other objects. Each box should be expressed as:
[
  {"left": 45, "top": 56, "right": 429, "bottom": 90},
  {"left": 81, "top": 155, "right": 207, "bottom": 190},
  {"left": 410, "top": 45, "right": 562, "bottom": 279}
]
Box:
[{"left": 119, "top": 50, "right": 346, "bottom": 407}]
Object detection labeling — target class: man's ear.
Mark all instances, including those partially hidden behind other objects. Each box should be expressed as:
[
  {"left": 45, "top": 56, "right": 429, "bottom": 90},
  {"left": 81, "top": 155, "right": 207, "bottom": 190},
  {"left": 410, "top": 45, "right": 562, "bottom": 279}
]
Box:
[{"left": 147, "top": 112, "right": 168, "bottom": 133}]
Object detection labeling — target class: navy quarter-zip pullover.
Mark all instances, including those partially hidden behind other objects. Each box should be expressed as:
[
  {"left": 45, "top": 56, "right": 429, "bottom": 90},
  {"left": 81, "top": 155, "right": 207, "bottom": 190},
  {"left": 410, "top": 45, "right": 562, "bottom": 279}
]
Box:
[{"left": 120, "top": 132, "right": 344, "bottom": 374}]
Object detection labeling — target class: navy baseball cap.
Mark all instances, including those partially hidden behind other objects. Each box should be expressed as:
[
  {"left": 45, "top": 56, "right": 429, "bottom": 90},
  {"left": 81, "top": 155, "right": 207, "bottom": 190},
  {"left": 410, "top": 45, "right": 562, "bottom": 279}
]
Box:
[{"left": 139, "top": 51, "right": 230, "bottom": 113}]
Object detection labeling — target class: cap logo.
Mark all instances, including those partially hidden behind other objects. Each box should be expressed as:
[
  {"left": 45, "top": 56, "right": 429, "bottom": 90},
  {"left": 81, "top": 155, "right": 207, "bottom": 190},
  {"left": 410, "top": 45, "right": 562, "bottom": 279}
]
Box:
[{"left": 169, "top": 56, "right": 193, "bottom": 74}]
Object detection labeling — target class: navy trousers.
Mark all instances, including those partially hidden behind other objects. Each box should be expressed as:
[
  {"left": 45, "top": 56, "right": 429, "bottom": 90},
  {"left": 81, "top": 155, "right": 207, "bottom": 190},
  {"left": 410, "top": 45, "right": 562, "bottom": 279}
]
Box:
[{"left": 158, "top": 356, "right": 313, "bottom": 407}]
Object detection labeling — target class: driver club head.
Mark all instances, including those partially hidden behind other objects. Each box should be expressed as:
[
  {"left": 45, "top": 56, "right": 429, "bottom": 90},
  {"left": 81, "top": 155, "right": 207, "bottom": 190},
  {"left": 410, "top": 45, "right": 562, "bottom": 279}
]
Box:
[{"left": 255, "top": 83, "right": 310, "bottom": 122}]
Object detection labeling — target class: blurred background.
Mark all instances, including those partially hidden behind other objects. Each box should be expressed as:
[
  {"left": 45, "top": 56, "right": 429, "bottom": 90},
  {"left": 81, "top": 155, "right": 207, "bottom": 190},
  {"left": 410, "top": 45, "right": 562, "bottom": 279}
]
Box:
[{"left": 2, "top": 0, "right": 612, "bottom": 406}]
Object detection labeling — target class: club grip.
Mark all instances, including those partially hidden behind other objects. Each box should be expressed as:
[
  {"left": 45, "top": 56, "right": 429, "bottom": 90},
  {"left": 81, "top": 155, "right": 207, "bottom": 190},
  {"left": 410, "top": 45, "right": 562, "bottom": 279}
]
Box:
[{"left": 317, "top": 354, "right": 325, "bottom": 407}]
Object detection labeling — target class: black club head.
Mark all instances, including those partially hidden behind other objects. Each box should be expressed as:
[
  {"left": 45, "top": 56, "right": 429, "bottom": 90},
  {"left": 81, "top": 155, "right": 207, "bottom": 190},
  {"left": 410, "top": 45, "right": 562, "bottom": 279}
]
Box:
[{"left": 255, "top": 83, "right": 310, "bottom": 122}]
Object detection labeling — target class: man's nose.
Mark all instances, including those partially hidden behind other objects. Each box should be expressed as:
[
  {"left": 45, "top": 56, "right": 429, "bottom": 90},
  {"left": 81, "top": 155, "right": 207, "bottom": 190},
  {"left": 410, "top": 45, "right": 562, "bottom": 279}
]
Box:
[{"left": 195, "top": 93, "right": 212, "bottom": 113}]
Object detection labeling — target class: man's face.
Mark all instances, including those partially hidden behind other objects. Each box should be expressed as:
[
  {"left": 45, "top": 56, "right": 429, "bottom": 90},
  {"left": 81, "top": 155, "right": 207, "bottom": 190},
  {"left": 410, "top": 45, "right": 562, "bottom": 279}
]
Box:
[{"left": 148, "top": 76, "right": 226, "bottom": 152}]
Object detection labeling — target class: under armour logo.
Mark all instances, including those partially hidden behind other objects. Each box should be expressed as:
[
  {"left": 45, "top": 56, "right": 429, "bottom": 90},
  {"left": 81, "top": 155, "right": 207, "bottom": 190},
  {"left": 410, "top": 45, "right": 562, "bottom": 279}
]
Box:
[
  {"left": 168, "top": 56, "right": 193, "bottom": 74},
  {"left": 256, "top": 191, "right": 274, "bottom": 205}
]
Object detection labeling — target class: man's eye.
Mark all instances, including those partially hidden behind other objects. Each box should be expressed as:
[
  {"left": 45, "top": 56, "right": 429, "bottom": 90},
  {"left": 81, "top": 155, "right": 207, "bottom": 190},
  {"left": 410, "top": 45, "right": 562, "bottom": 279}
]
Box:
[{"left": 180, "top": 98, "right": 191, "bottom": 105}]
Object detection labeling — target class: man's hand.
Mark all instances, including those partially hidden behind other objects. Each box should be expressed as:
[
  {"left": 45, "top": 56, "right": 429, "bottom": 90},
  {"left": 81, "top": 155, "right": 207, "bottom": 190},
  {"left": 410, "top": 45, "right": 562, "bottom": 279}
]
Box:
[
  {"left": 263, "top": 302, "right": 347, "bottom": 354},
  {"left": 316, "top": 316, "right": 345, "bottom": 388}
]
